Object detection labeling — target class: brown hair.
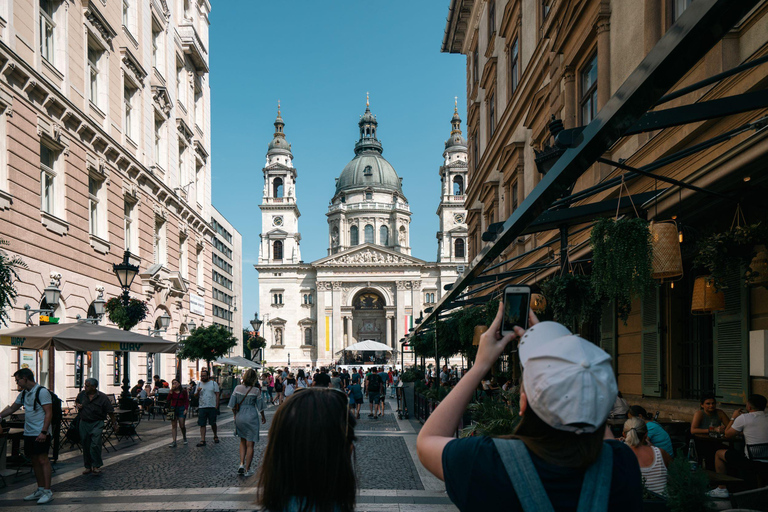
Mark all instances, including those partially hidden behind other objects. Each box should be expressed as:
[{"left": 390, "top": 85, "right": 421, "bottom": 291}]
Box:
[
  {"left": 257, "top": 388, "right": 356, "bottom": 512},
  {"left": 243, "top": 369, "right": 259, "bottom": 387}
]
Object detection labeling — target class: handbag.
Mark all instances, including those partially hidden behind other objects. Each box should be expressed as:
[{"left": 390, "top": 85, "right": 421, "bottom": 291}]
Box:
[
  {"left": 166, "top": 409, "right": 176, "bottom": 421},
  {"left": 232, "top": 386, "right": 253, "bottom": 414}
]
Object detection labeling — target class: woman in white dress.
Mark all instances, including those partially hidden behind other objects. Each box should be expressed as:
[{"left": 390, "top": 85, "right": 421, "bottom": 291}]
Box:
[{"left": 228, "top": 369, "right": 266, "bottom": 477}]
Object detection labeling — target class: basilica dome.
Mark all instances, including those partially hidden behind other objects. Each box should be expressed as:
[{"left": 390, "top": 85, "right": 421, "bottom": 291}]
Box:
[{"left": 335, "top": 102, "right": 403, "bottom": 196}]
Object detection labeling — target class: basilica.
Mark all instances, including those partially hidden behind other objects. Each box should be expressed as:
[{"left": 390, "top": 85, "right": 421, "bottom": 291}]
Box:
[{"left": 255, "top": 100, "right": 468, "bottom": 368}]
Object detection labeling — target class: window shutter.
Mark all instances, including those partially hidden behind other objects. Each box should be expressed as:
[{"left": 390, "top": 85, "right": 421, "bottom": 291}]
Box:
[
  {"left": 600, "top": 300, "right": 616, "bottom": 372},
  {"left": 713, "top": 267, "right": 749, "bottom": 404},
  {"left": 641, "top": 285, "right": 662, "bottom": 397}
]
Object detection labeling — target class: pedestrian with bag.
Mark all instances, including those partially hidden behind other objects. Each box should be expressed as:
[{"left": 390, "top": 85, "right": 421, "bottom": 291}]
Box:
[
  {"left": 195, "top": 369, "right": 220, "bottom": 446},
  {"left": 229, "top": 369, "right": 266, "bottom": 477},
  {"left": 0, "top": 369, "right": 56, "bottom": 504},
  {"left": 167, "top": 379, "right": 189, "bottom": 447},
  {"left": 284, "top": 373, "right": 296, "bottom": 398},
  {"left": 273, "top": 374, "right": 284, "bottom": 405},
  {"left": 296, "top": 369, "right": 308, "bottom": 389},
  {"left": 417, "top": 303, "right": 643, "bottom": 512},
  {"left": 365, "top": 367, "right": 382, "bottom": 419},
  {"left": 75, "top": 378, "right": 116, "bottom": 475}
]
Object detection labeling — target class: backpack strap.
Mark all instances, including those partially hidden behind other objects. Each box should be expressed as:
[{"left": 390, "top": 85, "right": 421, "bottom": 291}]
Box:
[
  {"left": 34, "top": 386, "right": 42, "bottom": 410},
  {"left": 576, "top": 442, "right": 614, "bottom": 512},
  {"left": 492, "top": 439, "right": 555, "bottom": 512}
]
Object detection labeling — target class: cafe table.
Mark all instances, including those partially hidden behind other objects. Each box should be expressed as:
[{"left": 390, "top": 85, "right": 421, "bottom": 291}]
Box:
[{"left": 694, "top": 433, "right": 742, "bottom": 470}]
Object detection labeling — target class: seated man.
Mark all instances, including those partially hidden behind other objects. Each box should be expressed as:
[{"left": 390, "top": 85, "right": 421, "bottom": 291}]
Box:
[{"left": 708, "top": 394, "right": 768, "bottom": 498}]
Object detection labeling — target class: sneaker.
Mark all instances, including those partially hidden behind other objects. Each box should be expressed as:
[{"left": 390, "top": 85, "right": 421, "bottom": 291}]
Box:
[
  {"left": 706, "top": 487, "right": 729, "bottom": 499},
  {"left": 169, "top": 442, "right": 177, "bottom": 448},
  {"left": 183, "top": 438, "right": 188, "bottom": 445},
  {"left": 37, "top": 490, "right": 53, "bottom": 505},
  {"left": 243, "top": 469, "right": 255, "bottom": 477},
  {"left": 24, "top": 489, "right": 44, "bottom": 501},
  {"left": 238, "top": 464, "right": 245, "bottom": 475},
  {"left": 368, "top": 413, "right": 374, "bottom": 418}
]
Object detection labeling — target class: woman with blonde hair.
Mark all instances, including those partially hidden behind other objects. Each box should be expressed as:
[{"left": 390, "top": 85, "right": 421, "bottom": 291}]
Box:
[
  {"left": 228, "top": 368, "right": 266, "bottom": 477},
  {"left": 623, "top": 417, "right": 670, "bottom": 496}
]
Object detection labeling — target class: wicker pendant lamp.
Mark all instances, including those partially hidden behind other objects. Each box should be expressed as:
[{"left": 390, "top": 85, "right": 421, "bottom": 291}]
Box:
[
  {"left": 651, "top": 221, "right": 683, "bottom": 281},
  {"left": 472, "top": 325, "right": 488, "bottom": 346},
  {"left": 691, "top": 276, "right": 725, "bottom": 314},
  {"left": 748, "top": 245, "right": 768, "bottom": 286},
  {"left": 531, "top": 293, "right": 547, "bottom": 314}
]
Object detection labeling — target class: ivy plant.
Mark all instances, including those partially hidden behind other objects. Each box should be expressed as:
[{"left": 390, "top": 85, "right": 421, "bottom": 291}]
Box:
[
  {"left": 105, "top": 297, "right": 149, "bottom": 331},
  {"left": 540, "top": 273, "right": 600, "bottom": 329},
  {"left": 694, "top": 222, "right": 768, "bottom": 290},
  {"left": 590, "top": 217, "right": 653, "bottom": 322}
]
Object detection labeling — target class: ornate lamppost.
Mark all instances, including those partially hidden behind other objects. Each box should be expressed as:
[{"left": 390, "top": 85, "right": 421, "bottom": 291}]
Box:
[
  {"left": 112, "top": 250, "right": 139, "bottom": 407},
  {"left": 249, "top": 312, "right": 263, "bottom": 362}
]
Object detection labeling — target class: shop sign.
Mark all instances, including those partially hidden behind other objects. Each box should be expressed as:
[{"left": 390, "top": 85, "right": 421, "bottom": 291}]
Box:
[{"left": 190, "top": 293, "right": 205, "bottom": 316}]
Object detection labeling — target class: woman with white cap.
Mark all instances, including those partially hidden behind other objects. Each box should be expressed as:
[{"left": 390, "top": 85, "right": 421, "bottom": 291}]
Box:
[{"left": 416, "top": 303, "right": 643, "bottom": 512}]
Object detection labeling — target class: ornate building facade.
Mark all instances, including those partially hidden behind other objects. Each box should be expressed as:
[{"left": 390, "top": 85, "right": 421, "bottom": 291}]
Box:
[{"left": 256, "top": 101, "right": 468, "bottom": 368}]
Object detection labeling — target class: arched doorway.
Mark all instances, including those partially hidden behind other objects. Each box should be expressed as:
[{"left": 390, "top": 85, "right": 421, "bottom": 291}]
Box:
[{"left": 351, "top": 290, "right": 386, "bottom": 346}]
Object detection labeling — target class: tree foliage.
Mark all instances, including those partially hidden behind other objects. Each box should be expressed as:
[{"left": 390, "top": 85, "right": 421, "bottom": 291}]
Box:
[
  {"left": 0, "top": 239, "right": 26, "bottom": 327},
  {"left": 177, "top": 324, "right": 237, "bottom": 368},
  {"left": 540, "top": 273, "right": 601, "bottom": 330},
  {"left": 105, "top": 297, "right": 149, "bottom": 331}
]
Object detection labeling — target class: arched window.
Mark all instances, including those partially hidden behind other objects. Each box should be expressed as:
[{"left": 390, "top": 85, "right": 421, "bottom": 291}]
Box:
[
  {"left": 364, "top": 224, "right": 374, "bottom": 244},
  {"left": 304, "top": 328, "right": 312, "bottom": 346},
  {"left": 273, "top": 240, "right": 283, "bottom": 260},
  {"left": 273, "top": 177, "right": 283, "bottom": 198},
  {"left": 350, "top": 225, "right": 359, "bottom": 246},
  {"left": 379, "top": 225, "right": 389, "bottom": 246},
  {"left": 454, "top": 238, "right": 465, "bottom": 258},
  {"left": 453, "top": 175, "right": 464, "bottom": 195},
  {"left": 365, "top": 191, "right": 373, "bottom": 200}
]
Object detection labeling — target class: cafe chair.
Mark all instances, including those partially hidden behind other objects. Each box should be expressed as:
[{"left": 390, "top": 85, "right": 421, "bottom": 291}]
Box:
[
  {"left": 116, "top": 410, "right": 142, "bottom": 443},
  {"left": 101, "top": 420, "right": 116, "bottom": 453},
  {"left": 747, "top": 443, "right": 768, "bottom": 487}
]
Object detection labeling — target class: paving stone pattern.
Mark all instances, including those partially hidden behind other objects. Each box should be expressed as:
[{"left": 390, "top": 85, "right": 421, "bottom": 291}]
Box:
[
  {"left": 353, "top": 437, "right": 424, "bottom": 490},
  {"left": 354, "top": 411, "right": 400, "bottom": 431}
]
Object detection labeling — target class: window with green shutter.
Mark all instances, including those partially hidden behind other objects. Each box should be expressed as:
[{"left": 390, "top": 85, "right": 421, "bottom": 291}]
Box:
[
  {"left": 713, "top": 267, "right": 749, "bottom": 404},
  {"left": 642, "top": 285, "right": 662, "bottom": 397},
  {"left": 601, "top": 300, "right": 616, "bottom": 373}
]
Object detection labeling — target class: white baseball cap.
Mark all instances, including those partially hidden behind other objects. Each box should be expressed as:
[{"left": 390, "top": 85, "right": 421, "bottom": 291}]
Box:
[{"left": 518, "top": 321, "right": 618, "bottom": 434}]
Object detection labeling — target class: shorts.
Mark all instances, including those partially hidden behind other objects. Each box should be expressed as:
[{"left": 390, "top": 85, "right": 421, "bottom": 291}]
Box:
[
  {"left": 368, "top": 392, "right": 380, "bottom": 404},
  {"left": 379, "top": 393, "right": 386, "bottom": 402},
  {"left": 24, "top": 434, "right": 52, "bottom": 457},
  {"left": 197, "top": 407, "right": 218, "bottom": 427},
  {"left": 173, "top": 406, "right": 187, "bottom": 419}
]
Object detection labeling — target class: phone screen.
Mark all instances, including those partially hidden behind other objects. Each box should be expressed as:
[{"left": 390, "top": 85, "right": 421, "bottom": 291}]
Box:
[{"left": 503, "top": 291, "right": 530, "bottom": 332}]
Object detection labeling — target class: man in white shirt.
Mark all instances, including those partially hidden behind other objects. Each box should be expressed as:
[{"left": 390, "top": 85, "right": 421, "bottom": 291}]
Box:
[
  {"left": 0, "top": 369, "right": 54, "bottom": 504},
  {"left": 708, "top": 394, "right": 768, "bottom": 498},
  {"left": 194, "top": 369, "right": 220, "bottom": 447}
]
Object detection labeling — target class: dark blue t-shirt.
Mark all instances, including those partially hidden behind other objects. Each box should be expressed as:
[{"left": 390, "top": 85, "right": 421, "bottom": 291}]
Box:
[{"left": 442, "top": 437, "right": 643, "bottom": 512}]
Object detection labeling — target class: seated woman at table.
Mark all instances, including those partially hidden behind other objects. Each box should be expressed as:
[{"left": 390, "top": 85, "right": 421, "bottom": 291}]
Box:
[
  {"left": 628, "top": 405, "right": 674, "bottom": 456},
  {"left": 691, "top": 393, "right": 730, "bottom": 435},
  {"left": 623, "top": 418, "right": 671, "bottom": 496},
  {"left": 138, "top": 385, "right": 152, "bottom": 412}
]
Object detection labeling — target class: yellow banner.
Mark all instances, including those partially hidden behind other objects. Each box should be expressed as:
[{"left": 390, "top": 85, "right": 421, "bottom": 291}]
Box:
[
  {"left": 325, "top": 316, "right": 330, "bottom": 352},
  {"left": 0, "top": 335, "right": 27, "bottom": 347}
]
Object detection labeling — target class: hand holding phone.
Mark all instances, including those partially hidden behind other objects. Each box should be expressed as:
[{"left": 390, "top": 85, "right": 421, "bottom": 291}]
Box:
[{"left": 502, "top": 285, "right": 532, "bottom": 335}]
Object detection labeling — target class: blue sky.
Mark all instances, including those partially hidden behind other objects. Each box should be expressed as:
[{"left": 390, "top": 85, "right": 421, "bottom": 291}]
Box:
[{"left": 209, "top": 1, "right": 467, "bottom": 320}]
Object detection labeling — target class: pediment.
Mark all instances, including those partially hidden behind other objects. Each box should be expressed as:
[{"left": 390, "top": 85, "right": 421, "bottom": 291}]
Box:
[
  {"left": 268, "top": 317, "right": 287, "bottom": 325},
  {"left": 267, "top": 228, "right": 289, "bottom": 237},
  {"left": 448, "top": 226, "right": 468, "bottom": 234},
  {"left": 313, "top": 243, "right": 425, "bottom": 267}
]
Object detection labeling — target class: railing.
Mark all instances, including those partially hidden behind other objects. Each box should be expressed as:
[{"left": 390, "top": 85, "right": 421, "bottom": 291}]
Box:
[
  {"left": 413, "top": 389, "right": 472, "bottom": 438},
  {"left": 327, "top": 201, "right": 410, "bottom": 213},
  {"left": 262, "top": 197, "right": 294, "bottom": 204}
]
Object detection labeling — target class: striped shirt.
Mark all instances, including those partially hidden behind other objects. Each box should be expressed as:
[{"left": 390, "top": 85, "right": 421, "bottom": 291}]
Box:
[{"left": 641, "top": 446, "right": 668, "bottom": 496}]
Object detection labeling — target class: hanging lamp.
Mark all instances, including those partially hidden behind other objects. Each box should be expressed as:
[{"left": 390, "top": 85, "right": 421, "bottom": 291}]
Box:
[
  {"left": 531, "top": 293, "right": 547, "bottom": 314},
  {"left": 748, "top": 245, "right": 768, "bottom": 286},
  {"left": 650, "top": 221, "right": 683, "bottom": 281},
  {"left": 691, "top": 276, "right": 725, "bottom": 314}
]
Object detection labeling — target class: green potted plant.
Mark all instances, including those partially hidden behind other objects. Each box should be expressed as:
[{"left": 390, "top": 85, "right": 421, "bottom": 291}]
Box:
[
  {"left": 540, "top": 273, "right": 600, "bottom": 329},
  {"left": 694, "top": 222, "right": 768, "bottom": 290},
  {"left": 590, "top": 217, "right": 653, "bottom": 322},
  {"left": 664, "top": 452, "right": 709, "bottom": 512},
  {"left": 460, "top": 390, "right": 520, "bottom": 438}
]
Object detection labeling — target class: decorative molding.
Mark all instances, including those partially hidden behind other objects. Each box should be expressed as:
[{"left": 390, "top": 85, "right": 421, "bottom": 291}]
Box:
[
  {"left": 317, "top": 282, "right": 330, "bottom": 290},
  {"left": 325, "top": 248, "right": 415, "bottom": 266},
  {"left": 151, "top": 85, "right": 172, "bottom": 117},
  {"left": 84, "top": 1, "right": 118, "bottom": 44},
  {"left": 120, "top": 47, "right": 148, "bottom": 85}
]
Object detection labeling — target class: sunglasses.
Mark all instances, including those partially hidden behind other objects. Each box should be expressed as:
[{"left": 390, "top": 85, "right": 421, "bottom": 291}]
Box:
[{"left": 294, "top": 387, "right": 351, "bottom": 439}]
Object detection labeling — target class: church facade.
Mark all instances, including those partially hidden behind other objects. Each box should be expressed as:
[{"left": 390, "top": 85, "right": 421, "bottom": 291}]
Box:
[{"left": 255, "top": 101, "right": 468, "bottom": 368}]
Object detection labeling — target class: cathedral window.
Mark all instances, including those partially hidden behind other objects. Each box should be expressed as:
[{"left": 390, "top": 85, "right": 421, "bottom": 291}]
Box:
[
  {"left": 273, "top": 177, "right": 284, "bottom": 198},
  {"left": 303, "top": 293, "right": 313, "bottom": 305},
  {"left": 365, "top": 191, "right": 373, "bottom": 200},
  {"left": 273, "top": 240, "right": 283, "bottom": 260},
  {"left": 453, "top": 176, "right": 464, "bottom": 196},
  {"left": 363, "top": 165, "right": 373, "bottom": 176},
  {"left": 380, "top": 226, "right": 389, "bottom": 246},
  {"left": 272, "top": 293, "right": 283, "bottom": 305},
  {"left": 304, "top": 328, "right": 312, "bottom": 346},
  {"left": 455, "top": 238, "right": 465, "bottom": 258},
  {"left": 364, "top": 225, "right": 374, "bottom": 244},
  {"left": 350, "top": 226, "right": 359, "bottom": 246}
]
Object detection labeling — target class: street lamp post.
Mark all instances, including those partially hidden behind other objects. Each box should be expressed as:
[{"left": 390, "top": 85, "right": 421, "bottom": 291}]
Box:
[
  {"left": 112, "top": 250, "right": 139, "bottom": 408},
  {"left": 23, "top": 275, "right": 61, "bottom": 325},
  {"left": 249, "top": 312, "right": 263, "bottom": 363}
]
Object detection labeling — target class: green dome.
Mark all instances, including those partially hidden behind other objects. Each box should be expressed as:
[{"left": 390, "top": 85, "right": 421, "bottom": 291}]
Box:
[{"left": 335, "top": 153, "right": 403, "bottom": 195}]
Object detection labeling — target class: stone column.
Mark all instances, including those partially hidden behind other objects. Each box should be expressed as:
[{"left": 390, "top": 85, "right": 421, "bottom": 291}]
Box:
[
  {"left": 331, "top": 282, "right": 342, "bottom": 361},
  {"left": 596, "top": 15, "right": 611, "bottom": 111},
  {"left": 395, "top": 281, "right": 407, "bottom": 343},
  {"left": 317, "top": 282, "right": 328, "bottom": 358},
  {"left": 385, "top": 315, "right": 392, "bottom": 348},
  {"left": 411, "top": 281, "right": 422, "bottom": 321},
  {"left": 345, "top": 316, "right": 352, "bottom": 346},
  {"left": 563, "top": 66, "right": 576, "bottom": 129},
  {"left": 644, "top": 0, "right": 662, "bottom": 55}
]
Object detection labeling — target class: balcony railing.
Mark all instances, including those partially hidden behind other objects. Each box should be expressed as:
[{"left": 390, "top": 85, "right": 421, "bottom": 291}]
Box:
[
  {"left": 328, "top": 201, "right": 410, "bottom": 213},
  {"left": 262, "top": 197, "right": 295, "bottom": 205}
]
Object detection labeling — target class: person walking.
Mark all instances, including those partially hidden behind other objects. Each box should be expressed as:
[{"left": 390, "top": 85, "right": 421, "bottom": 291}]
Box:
[
  {"left": 378, "top": 367, "right": 389, "bottom": 417},
  {"left": 284, "top": 373, "right": 296, "bottom": 398},
  {"left": 273, "top": 374, "right": 284, "bottom": 405},
  {"left": 296, "top": 369, "right": 308, "bottom": 389},
  {"left": 330, "top": 371, "right": 343, "bottom": 391},
  {"left": 229, "top": 369, "right": 267, "bottom": 477},
  {"left": 256, "top": 388, "right": 357, "bottom": 512},
  {"left": 195, "top": 369, "right": 220, "bottom": 446},
  {"left": 261, "top": 373, "right": 272, "bottom": 404},
  {"left": 391, "top": 370, "right": 399, "bottom": 399},
  {"left": 75, "top": 378, "right": 116, "bottom": 475},
  {"left": 348, "top": 372, "right": 363, "bottom": 419},
  {"left": 365, "top": 367, "right": 382, "bottom": 419},
  {"left": 417, "top": 304, "right": 643, "bottom": 512},
  {"left": 0, "top": 369, "right": 55, "bottom": 504},
  {"left": 167, "top": 379, "right": 189, "bottom": 447}
]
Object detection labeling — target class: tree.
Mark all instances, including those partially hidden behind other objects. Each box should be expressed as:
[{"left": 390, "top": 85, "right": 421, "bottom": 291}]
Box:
[
  {"left": 104, "top": 297, "right": 149, "bottom": 331},
  {"left": 177, "top": 324, "right": 237, "bottom": 371},
  {"left": 0, "top": 239, "right": 26, "bottom": 327}
]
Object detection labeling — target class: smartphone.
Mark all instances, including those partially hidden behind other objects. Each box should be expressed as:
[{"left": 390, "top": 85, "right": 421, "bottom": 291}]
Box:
[{"left": 502, "top": 285, "right": 531, "bottom": 335}]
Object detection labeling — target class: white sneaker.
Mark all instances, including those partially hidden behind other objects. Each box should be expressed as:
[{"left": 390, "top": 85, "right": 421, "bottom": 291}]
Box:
[
  {"left": 37, "top": 490, "right": 54, "bottom": 505},
  {"left": 24, "top": 489, "right": 44, "bottom": 501},
  {"left": 706, "top": 487, "right": 729, "bottom": 499},
  {"left": 243, "top": 469, "right": 255, "bottom": 477},
  {"left": 238, "top": 464, "right": 245, "bottom": 475}
]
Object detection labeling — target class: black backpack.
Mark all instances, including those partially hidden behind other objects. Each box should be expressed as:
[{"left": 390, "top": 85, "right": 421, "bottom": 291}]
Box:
[{"left": 22, "top": 386, "right": 63, "bottom": 426}]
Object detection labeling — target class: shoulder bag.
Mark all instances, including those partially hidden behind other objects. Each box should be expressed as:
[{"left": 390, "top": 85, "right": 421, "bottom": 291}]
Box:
[{"left": 232, "top": 386, "right": 253, "bottom": 414}]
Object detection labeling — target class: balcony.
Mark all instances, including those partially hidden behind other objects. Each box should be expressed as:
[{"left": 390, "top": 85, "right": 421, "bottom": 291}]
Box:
[
  {"left": 327, "top": 201, "right": 410, "bottom": 214},
  {"left": 262, "top": 197, "right": 295, "bottom": 205},
  {"left": 177, "top": 23, "right": 208, "bottom": 73}
]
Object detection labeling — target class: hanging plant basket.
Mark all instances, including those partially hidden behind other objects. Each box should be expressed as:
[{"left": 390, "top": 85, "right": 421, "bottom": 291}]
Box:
[
  {"left": 691, "top": 276, "right": 725, "bottom": 314},
  {"left": 540, "top": 273, "right": 600, "bottom": 329},
  {"left": 650, "top": 220, "right": 683, "bottom": 281},
  {"left": 694, "top": 222, "right": 768, "bottom": 290},
  {"left": 590, "top": 217, "right": 653, "bottom": 322}
]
